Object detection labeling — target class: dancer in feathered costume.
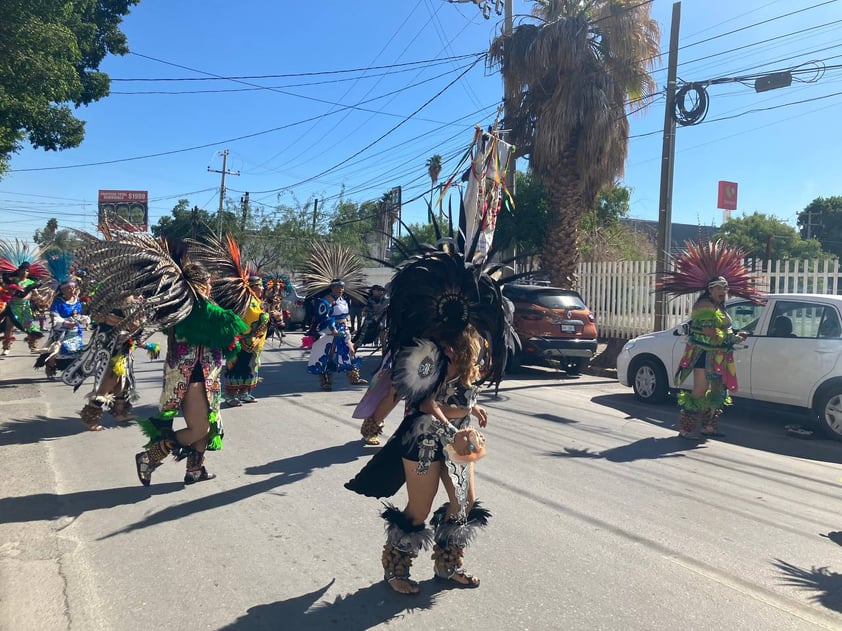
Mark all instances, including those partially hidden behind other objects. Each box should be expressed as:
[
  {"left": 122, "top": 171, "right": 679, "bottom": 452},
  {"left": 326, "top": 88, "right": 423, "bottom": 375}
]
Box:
[
  {"left": 189, "top": 234, "right": 270, "bottom": 406},
  {"left": 344, "top": 230, "right": 517, "bottom": 594},
  {"left": 71, "top": 227, "right": 247, "bottom": 483},
  {"left": 0, "top": 239, "right": 47, "bottom": 355},
  {"left": 34, "top": 251, "right": 85, "bottom": 379},
  {"left": 657, "top": 240, "right": 762, "bottom": 439},
  {"left": 60, "top": 229, "right": 160, "bottom": 430},
  {"left": 301, "top": 242, "right": 369, "bottom": 390}
]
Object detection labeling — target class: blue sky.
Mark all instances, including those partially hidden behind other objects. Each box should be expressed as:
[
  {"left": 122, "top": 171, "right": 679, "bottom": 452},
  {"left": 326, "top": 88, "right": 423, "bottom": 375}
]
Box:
[{"left": 2, "top": 0, "right": 842, "bottom": 242}]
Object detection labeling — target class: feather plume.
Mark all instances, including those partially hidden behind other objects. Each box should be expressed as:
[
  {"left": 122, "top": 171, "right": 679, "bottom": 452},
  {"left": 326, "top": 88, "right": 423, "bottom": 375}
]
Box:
[
  {"left": 73, "top": 229, "right": 197, "bottom": 331},
  {"left": 43, "top": 250, "right": 75, "bottom": 285},
  {"left": 187, "top": 232, "right": 255, "bottom": 315},
  {"left": 299, "top": 241, "right": 367, "bottom": 302},
  {"left": 386, "top": 244, "right": 514, "bottom": 388},
  {"left": 656, "top": 239, "right": 764, "bottom": 301},
  {"left": 0, "top": 239, "right": 47, "bottom": 277}
]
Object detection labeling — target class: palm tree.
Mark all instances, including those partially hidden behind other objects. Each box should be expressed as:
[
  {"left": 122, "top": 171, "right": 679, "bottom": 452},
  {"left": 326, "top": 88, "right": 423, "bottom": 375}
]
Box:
[
  {"left": 489, "top": 0, "right": 660, "bottom": 287},
  {"left": 425, "top": 154, "right": 442, "bottom": 223}
]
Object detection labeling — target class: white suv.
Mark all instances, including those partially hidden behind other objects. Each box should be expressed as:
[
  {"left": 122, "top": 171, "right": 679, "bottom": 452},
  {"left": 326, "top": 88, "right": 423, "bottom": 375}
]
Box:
[{"left": 616, "top": 293, "right": 842, "bottom": 439}]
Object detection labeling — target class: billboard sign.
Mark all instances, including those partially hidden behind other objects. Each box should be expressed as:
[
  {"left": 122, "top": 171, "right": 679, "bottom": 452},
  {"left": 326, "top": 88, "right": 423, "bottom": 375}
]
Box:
[
  {"left": 98, "top": 190, "right": 149, "bottom": 231},
  {"left": 717, "top": 181, "right": 738, "bottom": 211}
]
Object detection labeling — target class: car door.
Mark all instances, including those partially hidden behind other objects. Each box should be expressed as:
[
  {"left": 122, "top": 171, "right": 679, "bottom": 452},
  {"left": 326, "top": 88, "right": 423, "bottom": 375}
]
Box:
[
  {"left": 748, "top": 299, "right": 840, "bottom": 406},
  {"left": 724, "top": 300, "right": 765, "bottom": 398}
]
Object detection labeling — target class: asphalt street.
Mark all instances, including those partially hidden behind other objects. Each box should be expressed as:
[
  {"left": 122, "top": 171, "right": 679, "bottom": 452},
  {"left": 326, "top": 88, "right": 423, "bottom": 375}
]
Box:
[{"left": 3, "top": 332, "right": 842, "bottom": 630}]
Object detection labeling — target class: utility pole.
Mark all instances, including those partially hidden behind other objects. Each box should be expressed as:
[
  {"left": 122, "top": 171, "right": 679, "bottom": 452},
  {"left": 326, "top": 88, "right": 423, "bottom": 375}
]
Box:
[
  {"left": 312, "top": 198, "right": 319, "bottom": 231},
  {"left": 240, "top": 191, "right": 250, "bottom": 231},
  {"left": 208, "top": 149, "right": 239, "bottom": 238},
  {"left": 653, "top": 2, "right": 681, "bottom": 332}
]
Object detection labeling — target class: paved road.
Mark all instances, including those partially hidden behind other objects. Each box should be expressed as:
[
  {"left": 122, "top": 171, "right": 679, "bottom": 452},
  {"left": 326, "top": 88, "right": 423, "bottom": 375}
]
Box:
[{"left": 2, "top": 333, "right": 842, "bottom": 630}]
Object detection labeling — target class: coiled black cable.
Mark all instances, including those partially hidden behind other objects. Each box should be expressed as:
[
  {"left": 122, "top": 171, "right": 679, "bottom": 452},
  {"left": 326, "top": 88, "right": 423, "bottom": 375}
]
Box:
[{"left": 673, "top": 82, "right": 710, "bottom": 125}]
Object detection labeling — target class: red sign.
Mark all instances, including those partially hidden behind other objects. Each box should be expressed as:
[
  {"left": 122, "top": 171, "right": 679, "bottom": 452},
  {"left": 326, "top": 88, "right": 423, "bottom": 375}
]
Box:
[
  {"left": 717, "top": 181, "right": 738, "bottom": 211},
  {"left": 97, "top": 189, "right": 149, "bottom": 231}
]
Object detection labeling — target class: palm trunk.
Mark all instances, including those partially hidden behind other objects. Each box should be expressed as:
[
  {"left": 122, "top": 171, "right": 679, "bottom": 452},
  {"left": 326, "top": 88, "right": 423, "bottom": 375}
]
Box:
[{"left": 542, "top": 160, "right": 588, "bottom": 289}]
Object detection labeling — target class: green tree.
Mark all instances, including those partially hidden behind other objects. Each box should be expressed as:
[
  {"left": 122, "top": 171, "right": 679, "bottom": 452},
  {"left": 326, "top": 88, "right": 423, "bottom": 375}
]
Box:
[
  {"left": 797, "top": 196, "right": 842, "bottom": 258},
  {"left": 580, "top": 184, "right": 654, "bottom": 261},
  {"left": 0, "top": 0, "right": 139, "bottom": 176},
  {"left": 33, "top": 217, "right": 81, "bottom": 251},
  {"left": 494, "top": 170, "right": 549, "bottom": 256},
  {"left": 489, "top": 0, "right": 660, "bottom": 287},
  {"left": 425, "top": 154, "right": 442, "bottom": 222},
  {"left": 718, "top": 213, "right": 826, "bottom": 260},
  {"left": 391, "top": 222, "right": 455, "bottom": 264}
]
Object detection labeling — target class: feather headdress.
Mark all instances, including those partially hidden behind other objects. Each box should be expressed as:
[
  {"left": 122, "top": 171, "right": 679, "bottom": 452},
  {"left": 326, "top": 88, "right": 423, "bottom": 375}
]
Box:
[
  {"left": 72, "top": 227, "right": 198, "bottom": 330},
  {"left": 300, "top": 241, "right": 367, "bottom": 303},
  {"left": 43, "top": 250, "right": 75, "bottom": 287},
  {"left": 0, "top": 239, "right": 47, "bottom": 278},
  {"left": 188, "top": 232, "right": 258, "bottom": 316},
  {"left": 387, "top": 240, "right": 514, "bottom": 391},
  {"left": 656, "top": 240, "right": 764, "bottom": 301}
]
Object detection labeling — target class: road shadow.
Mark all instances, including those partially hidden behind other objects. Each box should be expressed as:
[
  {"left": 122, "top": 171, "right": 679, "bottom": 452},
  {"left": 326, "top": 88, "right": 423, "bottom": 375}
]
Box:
[
  {"left": 244, "top": 440, "right": 367, "bottom": 475},
  {"left": 548, "top": 436, "right": 706, "bottom": 463},
  {"left": 821, "top": 531, "right": 842, "bottom": 548},
  {"left": 0, "top": 482, "right": 183, "bottom": 525},
  {"left": 0, "top": 413, "right": 136, "bottom": 446},
  {"left": 102, "top": 440, "right": 367, "bottom": 538},
  {"left": 219, "top": 578, "right": 442, "bottom": 631},
  {"left": 591, "top": 393, "right": 842, "bottom": 465},
  {"left": 773, "top": 559, "right": 842, "bottom": 614},
  {"left": 252, "top": 352, "right": 381, "bottom": 399}
]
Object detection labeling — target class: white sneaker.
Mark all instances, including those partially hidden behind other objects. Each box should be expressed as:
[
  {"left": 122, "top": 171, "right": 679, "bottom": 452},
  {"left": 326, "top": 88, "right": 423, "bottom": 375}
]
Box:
[{"left": 1, "top": 349, "right": 9, "bottom": 356}]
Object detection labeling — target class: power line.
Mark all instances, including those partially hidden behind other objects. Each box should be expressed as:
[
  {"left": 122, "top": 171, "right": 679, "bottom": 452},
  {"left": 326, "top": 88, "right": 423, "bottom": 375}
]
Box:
[
  {"left": 241, "top": 56, "right": 484, "bottom": 196},
  {"left": 122, "top": 51, "right": 481, "bottom": 81}
]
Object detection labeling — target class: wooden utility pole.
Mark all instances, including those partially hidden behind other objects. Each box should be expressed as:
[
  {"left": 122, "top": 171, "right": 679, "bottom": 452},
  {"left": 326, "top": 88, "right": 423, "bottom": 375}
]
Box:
[
  {"left": 208, "top": 149, "right": 239, "bottom": 237},
  {"left": 654, "top": 2, "right": 681, "bottom": 332}
]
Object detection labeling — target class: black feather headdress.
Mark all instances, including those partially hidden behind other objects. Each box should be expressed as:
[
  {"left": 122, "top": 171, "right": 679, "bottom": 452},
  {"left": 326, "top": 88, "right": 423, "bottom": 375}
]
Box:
[{"left": 387, "top": 235, "right": 515, "bottom": 392}]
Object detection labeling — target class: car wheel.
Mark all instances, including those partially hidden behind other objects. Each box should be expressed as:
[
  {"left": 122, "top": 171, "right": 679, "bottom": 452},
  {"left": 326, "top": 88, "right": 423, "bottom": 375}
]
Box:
[
  {"left": 565, "top": 358, "right": 586, "bottom": 375},
  {"left": 630, "top": 357, "right": 669, "bottom": 404},
  {"left": 815, "top": 387, "right": 842, "bottom": 441}
]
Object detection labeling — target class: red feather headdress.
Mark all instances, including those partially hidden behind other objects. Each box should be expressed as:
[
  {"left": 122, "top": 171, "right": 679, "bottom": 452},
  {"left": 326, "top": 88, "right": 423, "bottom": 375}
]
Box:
[{"left": 656, "top": 240, "right": 764, "bottom": 301}]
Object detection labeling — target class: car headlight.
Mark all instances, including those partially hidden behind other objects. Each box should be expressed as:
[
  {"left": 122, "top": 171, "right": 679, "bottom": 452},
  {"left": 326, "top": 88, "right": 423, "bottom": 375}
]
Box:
[{"left": 622, "top": 341, "right": 635, "bottom": 353}]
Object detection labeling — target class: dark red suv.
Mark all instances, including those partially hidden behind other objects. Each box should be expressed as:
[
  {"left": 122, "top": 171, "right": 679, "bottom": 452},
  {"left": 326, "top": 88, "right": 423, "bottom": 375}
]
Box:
[{"left": 502, "top": 284, "right": 598, "bottom": 374}]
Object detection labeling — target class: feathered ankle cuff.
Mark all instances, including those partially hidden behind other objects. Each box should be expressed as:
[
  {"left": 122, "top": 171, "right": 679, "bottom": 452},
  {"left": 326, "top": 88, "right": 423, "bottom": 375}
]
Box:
[
  {"left": 381, "top": 503, "right": 433, "bottom": 553},
  {"left": 431, "top": 501, "right": 492, "bottom": 548}
]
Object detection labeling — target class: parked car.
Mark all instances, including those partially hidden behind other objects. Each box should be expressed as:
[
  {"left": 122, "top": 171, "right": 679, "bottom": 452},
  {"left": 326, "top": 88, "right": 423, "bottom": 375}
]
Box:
[
  {"left": 281, "top": 283, "right": 307, "bottom": 330},
  {"left": 501, "top": 284, "right": 598, "bottom": 374},
  {"left": 616, "top": 293, "right": 842, "bottom": 439}
]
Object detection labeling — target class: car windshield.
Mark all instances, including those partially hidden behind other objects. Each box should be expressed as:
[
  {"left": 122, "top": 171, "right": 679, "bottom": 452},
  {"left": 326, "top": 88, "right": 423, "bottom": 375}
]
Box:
[{"left": 531, "top": 293, "right": 585, "bottom": 310}]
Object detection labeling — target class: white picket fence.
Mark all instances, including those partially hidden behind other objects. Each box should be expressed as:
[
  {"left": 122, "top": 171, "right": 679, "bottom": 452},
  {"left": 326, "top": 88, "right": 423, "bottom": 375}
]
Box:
[{"left": 578, "top": 258, "right": 842, "bottom": 339}]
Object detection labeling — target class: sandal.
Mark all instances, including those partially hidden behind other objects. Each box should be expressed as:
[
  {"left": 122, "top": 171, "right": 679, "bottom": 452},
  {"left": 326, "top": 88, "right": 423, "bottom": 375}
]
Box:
[
  {"left": 184, "top": 467, "right": 217, "bottom": 485},
  {"left": 82, "top": 419, "right": 106, "bottom": 432},
  {"left": 364, "top": 436, "right": 381, "bottom": 446},
  {"left": 135, "top": 452, "right": 155, "bottom": 486},
  {"left": 434, "top": 568, "right": 480, "bottom": 589},
  {"left": 386, "top": 576, "right": 420, "bottom": 595}
]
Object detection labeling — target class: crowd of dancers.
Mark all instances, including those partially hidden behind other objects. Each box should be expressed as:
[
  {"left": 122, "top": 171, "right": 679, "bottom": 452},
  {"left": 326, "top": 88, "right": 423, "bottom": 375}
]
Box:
[
  {"left": 0, "top": 227, "right": 759, "bottom": 594},
  {"left": 0, "top": 224, "right": 518, "bottom": 594}
]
